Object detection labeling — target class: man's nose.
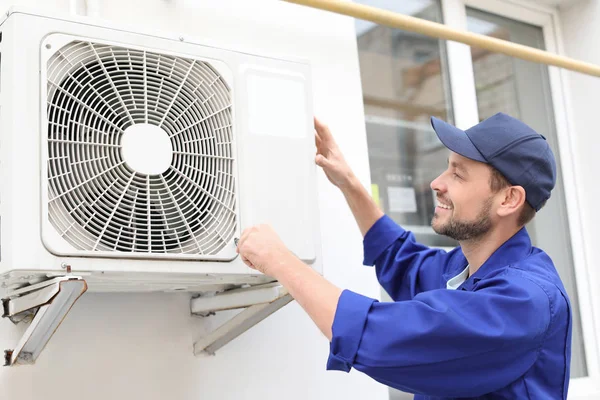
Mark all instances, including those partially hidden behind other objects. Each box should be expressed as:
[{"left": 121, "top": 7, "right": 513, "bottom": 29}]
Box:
[{"left": 430, "top": 174, "right": 445, "bottom": 192}]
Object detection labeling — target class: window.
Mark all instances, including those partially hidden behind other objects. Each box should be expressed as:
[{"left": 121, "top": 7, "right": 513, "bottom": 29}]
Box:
[
  {"left": 467, "top": 6, "right": 587, "bottom": 379},
  {"left": 356, "top": 0, "right": 456, "bottom": 250},
  {"left": 355, "top": 0, "right": 596, "bottom": 395},
  {"left": 357, "top": 2, "right": 454, "bottom": 398}
]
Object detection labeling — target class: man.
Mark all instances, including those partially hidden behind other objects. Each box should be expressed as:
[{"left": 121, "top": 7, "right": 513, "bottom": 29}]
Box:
[{"left": 236, "top": 113, "right": 572, "bottom": 399}]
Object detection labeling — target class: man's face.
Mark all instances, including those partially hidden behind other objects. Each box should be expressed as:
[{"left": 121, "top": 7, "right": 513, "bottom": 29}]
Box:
[{"left": 430, "top": 152, "right": 497, "bottom": 241}]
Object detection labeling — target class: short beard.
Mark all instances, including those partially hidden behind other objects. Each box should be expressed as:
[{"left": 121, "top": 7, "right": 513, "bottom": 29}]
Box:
[{"left": 432, "top": 197, "right": 493, "bottom": 241}]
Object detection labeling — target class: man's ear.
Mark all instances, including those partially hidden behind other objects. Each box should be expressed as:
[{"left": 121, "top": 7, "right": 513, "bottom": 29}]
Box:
[{"left": 497, "top": 186, "right": 526, "bottom": 218}]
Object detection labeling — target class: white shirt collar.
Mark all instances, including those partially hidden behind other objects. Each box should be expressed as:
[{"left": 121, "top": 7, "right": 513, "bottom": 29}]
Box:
[{"left": 446, "top": 265, "right": 469, "bottom": 290}]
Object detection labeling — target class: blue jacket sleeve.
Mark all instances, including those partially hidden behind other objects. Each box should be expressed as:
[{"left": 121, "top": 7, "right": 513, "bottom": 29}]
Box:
[
  {"left": 363, "top": 215, "right": 450, "bottom": 300},
  {"left": 327, "top": 271, "right": 551, "bottom": 398}
]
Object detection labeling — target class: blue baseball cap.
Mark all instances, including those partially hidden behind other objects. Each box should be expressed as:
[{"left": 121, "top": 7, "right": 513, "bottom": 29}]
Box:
[{"left": 430, "top": 112, "right": 556, "bottom": 211}]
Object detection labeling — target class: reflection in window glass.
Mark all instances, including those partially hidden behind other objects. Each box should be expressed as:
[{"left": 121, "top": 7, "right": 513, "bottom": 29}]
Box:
[
  {"left": 356, "top": 2, "right": 453, "bottom": 399},
  {"left": 356, "top": 0, "right": 455, "bottom": 249},
  {"left": 467, "top": 7, "right": 587, "bottom": 379}
]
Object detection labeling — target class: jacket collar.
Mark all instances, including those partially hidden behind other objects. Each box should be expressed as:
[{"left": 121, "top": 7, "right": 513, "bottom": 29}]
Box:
[{"left": 443, "top": 227, "right": 533, "bottom": 290}]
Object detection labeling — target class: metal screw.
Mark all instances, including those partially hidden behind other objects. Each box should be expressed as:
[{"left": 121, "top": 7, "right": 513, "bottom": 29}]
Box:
[
  {"left": 4, "top": 349, "right": 13, "bottom": 366},
  {"left": 179, "top": 36, "right": 184, "bottom": 42}
]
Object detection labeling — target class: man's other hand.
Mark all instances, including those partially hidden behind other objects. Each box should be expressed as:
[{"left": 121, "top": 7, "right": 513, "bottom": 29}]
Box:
[{"left": 236, "top": 224, "right": 295, "bottom": 277}]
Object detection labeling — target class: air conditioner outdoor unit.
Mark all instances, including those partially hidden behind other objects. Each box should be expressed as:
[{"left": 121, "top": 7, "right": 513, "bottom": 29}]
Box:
[{"left": 0, "top": 7, "right": 321, "bottom": 366}]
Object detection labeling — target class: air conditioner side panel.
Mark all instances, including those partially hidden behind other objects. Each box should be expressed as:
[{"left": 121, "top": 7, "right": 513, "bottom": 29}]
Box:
[
  {"left": 0, "top": 16, "right": 11, "bottom": 279},
  {"left": 0, "top": 14, "right": 44, "bottom": 276}
]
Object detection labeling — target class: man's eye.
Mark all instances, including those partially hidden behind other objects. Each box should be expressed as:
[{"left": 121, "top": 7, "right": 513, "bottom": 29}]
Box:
[{"left": 453, "top": 173, "right": 462, "bottom": 179}]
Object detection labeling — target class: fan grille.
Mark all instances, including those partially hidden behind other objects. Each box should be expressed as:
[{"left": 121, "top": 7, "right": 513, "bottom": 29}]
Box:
[{"left": 45, "top": 40, "right": 237, "bottom": 256}]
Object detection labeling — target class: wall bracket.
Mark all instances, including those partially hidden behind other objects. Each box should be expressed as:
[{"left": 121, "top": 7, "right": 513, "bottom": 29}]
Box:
[
  {"left": 191, "top": 282, "right": 292, "bottom": 356},
  {"left": 2, "top": 276, "right": 87, "bottom": 366}
]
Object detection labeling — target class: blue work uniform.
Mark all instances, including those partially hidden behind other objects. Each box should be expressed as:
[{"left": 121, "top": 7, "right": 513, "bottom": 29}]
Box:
[{"left": 327, "top": 215, "right": 572, "bottom": 399}]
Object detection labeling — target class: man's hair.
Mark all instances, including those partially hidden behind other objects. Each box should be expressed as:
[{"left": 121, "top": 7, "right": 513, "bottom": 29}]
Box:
[{"left": 488, "top": 166, "right": 544, "bottom": 226}]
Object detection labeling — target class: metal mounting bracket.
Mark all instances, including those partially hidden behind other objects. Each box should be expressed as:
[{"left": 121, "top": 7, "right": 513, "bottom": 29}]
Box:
[
  {"left": 191, "top": 282, "right": 292, "bottom": 356},
  {"left": 2, "top": 276, "right": 87, "bottom": 366}
]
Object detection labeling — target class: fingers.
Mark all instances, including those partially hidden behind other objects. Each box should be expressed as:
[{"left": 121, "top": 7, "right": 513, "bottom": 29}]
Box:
[
  {"left": 236, "top": 226, "right": 254, "bottom": 253},
  {"left": 241, "top": 254, "right": 254, "bottom": 269},
  {"left": 236, "top": 226, "right": 255, "bottom": 268},
  {"left": 315, "top": 154, "right": 330, "bottom": 168},
  {"left": 237, "top": 229, "right": 257, "bottom": 269},
  {"left": 314, "top": 116, "right": 333, "bottom": 142}
]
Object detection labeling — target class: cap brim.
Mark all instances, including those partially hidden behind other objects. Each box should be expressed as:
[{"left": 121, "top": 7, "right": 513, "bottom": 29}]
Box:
[{"left": 430, "top": 117, "right": 487, "bottom": 163}]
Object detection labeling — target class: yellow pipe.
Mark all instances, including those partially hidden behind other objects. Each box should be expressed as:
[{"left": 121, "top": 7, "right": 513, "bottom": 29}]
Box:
[{"left": 282, "top": 0, "right": 600, "bottom": 78}]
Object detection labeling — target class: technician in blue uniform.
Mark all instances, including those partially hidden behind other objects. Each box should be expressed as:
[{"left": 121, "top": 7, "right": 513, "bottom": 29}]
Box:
[{"left": 236, "top": 113, "right": 572, "bottom": 399}]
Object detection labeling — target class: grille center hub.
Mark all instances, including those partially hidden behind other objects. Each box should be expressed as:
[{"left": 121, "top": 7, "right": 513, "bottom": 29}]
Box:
[{"left": 121, "top": 123, "right": 173, "bottom": 175}]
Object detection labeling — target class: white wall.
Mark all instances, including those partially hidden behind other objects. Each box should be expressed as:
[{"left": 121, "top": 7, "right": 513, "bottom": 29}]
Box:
[
  {"left": 560, "top": 4, "right": 600, "bottom": 180},
  {"left": 560, "top": 0, "right": 600, "bottom": 214},
  {"left": 559, "top": 0, "right": 600, "bottom": 378},
  {"left": 0, "top": 1, "right": 388, "bottom": 399}
]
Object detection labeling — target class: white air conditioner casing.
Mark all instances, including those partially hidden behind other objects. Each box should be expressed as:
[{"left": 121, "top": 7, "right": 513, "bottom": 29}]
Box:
[{"left": 0, "top": 8, "right": 322, "bottom": 293}]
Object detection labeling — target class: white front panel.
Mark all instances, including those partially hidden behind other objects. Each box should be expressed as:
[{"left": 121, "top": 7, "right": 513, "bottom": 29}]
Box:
[{"left": 237, "top": 63, "right": 318, "bottom": 263}]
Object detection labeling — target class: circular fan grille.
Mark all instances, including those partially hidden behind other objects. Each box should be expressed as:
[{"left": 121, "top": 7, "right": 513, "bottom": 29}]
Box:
[{"left": 45, "top": 41, "right": 236, "bottom": 256}]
